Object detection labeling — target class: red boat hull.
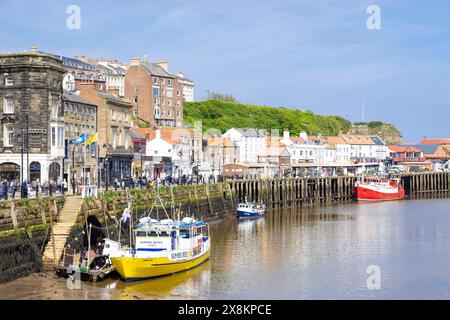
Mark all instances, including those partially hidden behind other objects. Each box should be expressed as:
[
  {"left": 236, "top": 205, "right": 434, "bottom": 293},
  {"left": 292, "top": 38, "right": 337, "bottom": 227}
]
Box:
[{"left": 354, "top": 185, "right": 405, "bottom": 202}]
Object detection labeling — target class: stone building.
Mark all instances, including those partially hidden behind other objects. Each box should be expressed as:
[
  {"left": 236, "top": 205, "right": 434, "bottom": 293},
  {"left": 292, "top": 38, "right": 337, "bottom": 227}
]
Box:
[
  {"left": 62, "top": 91, "right": 98, "bottom": 184},
  {"left": 78, "top": 83, "right": 133, "bottom": 186},
  {"left": 0, "top": 47, "right": 66, "bottom": 184},
  {"left": 124, "top": 58, "right": 184, "bottom": 127}
]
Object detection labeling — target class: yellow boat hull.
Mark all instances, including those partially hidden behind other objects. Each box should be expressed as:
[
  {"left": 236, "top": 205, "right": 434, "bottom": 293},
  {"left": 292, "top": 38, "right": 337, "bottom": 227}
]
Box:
[{"left": 111, "top": 251, "right": 210, "bottom": 281}]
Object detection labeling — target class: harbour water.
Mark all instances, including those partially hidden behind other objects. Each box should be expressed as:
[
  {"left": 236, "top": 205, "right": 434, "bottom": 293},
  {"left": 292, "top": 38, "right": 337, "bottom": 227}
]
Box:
[{"left": 2, "top": 198, "right": 450, "bottom": 299}]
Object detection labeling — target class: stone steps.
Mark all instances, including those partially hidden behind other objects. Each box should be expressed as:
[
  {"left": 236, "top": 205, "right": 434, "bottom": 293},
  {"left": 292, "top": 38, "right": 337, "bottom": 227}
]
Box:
[{"left": 42, "top": 196, "right": 83, "bottom": 271}]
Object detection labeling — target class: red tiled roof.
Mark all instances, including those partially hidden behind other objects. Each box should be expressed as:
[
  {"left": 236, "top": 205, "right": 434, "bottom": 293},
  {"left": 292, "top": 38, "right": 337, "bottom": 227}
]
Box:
[{"left": 420, "top": 138, "right": 450, "bottom": 145}]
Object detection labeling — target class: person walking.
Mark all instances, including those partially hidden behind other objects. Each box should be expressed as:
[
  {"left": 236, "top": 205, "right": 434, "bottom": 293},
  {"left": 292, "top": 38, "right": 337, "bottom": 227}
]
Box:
[
  {"left": 11, "top": 179, "right": 18, "bottom": 199},
  {"left": 22, "top": 180, "right": 28, "bottom": 198},
  {"left": 1, "top": 179, "right": 8, "bottom": 200}
]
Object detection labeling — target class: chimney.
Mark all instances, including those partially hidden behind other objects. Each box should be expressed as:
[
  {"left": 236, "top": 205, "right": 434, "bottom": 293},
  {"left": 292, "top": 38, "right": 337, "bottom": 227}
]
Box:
[
  {"left": 155, "top": 129, "right": 161, "bottom": 139},
  {"left": 30, "top": 44, "right": 37, "bottom": 53},
  {"left": 300, "top": 131, "right": 308, "bottom": 141},
  {"left": 130, "top": 57, "right": 142, "bottom": 66},
  {"left": 154, "top": 61, "right": 169, "bottom": 72}
]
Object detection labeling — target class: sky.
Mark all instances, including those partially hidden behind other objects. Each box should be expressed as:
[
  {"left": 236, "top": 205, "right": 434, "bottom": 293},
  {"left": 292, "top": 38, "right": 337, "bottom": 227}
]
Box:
[{"left": 1, "top": 0, "right": 449, "bottom": 142}]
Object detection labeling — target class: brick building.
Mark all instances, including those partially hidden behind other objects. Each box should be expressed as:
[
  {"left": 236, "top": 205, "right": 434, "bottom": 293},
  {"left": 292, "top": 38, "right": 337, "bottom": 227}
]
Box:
[
  {"left": 0, "top": 48, "right": 66, "bottom": 184},
  {"left": 124, "top": 58, "right": 184, "bottom": 127},
  {"left": 79, "top": 83, "right": 133, "bottom": 186}
]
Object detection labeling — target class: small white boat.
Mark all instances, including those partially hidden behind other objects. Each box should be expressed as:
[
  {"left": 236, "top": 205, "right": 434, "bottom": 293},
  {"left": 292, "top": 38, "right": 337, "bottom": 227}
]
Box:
[{"left": 236, "top": 197, "right": 266, "bottom": 218}]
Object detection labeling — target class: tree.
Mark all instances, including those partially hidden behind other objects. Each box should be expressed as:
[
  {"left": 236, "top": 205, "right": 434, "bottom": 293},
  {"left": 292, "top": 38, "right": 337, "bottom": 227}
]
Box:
[{"left": 209, "top": 92, "right": 238, "bottom": 102}]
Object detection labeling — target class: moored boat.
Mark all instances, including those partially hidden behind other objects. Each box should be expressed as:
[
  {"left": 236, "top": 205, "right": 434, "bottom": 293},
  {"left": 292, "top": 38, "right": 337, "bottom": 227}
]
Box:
[
  {"left": 237, "top": 197, "right": 266, "bottom": 218},
  {"left": 107, "top": 195, "right": 211, "bottom": 281},
  {"left": 354, "top": 177, "right": 405, "bottom": 202}
]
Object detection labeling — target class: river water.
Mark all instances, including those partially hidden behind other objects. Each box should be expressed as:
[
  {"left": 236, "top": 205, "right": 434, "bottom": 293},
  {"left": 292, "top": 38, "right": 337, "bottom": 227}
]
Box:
[
  {"left": 92, "top": 198, "right": 450, "bottom": 299},
  {"left": 2, "top": 199, "right": 450, "bottom": 300}
]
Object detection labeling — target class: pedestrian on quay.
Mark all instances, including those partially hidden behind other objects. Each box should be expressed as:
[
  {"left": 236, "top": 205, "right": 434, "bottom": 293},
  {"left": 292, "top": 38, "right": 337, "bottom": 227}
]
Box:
[
  {"left": 49, "top": 179, "right": 53, "bottom": 196},
  {"left": 63, "top": 179, "right": 68, "bottom": 193},
  {"left": 22, "top": 180, "right": 28, "bottom": 198},
  {"left": 1, "top": 178, "right": 8, "bottom": 200},
  {"left": 11, "top": 179, "right": 18, "bottom": 198},
  {"left": 57, "top": 177, "right": 62, "bottom": 193}
]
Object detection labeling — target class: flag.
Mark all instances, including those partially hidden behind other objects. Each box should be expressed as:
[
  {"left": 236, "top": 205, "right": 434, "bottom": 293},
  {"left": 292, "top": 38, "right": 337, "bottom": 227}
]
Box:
[
  {"left": 121, "top": 203, "right": 131, "bottom": 223},
  {"left": 86, "top": 132, "right": 98, "bottom": 146},
  {"left": 71, "top": 133, "right": 85, "bottom": 144}
]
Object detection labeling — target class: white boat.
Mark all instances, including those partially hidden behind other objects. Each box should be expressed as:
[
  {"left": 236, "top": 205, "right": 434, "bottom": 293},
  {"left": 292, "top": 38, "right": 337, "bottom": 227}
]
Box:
[{"left": 236, "top": 197, "right": 266, "bottom": 218}]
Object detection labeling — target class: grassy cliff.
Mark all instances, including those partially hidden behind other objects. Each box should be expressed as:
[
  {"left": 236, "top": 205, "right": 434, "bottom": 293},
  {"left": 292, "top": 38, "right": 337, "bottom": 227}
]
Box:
[
  {"left": 184, "top": 100, "right": 352, "bottom": 136},
  {"left": 351, "top": 122, "right": 403, "bottom": 145}
]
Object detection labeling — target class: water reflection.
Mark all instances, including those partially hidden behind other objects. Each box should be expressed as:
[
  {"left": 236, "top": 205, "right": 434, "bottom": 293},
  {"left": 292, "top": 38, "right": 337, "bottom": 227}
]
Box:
[{"left": 92, "top": 199, "right": 450, "bottom": 299}]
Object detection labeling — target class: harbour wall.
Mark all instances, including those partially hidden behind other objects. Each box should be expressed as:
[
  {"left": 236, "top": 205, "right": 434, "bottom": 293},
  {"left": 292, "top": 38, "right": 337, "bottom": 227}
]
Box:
[{"left": 0, "top": 197, "right": 65, "bottom": 284}]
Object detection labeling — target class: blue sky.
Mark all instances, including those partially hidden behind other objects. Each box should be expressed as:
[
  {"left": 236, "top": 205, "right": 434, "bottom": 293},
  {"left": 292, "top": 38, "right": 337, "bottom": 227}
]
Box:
[{"left": 1, "top": 0, "right": 449, "bottom": 142}]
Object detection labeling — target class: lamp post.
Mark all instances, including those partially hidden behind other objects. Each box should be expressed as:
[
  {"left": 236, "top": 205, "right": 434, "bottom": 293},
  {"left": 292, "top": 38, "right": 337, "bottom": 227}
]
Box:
[
  {"left": 102, "top": 143, "right": 112, "bottom": 190},
  {"left": 16, "top": 132, "right": 24, "bottom": 198}
]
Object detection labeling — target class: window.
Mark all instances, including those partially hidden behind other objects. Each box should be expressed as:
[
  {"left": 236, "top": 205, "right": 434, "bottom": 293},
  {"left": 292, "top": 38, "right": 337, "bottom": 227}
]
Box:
[
  {"left": 153, "top": 86, "right": 160, "bottom": 96},
  {"left": 177, "top": 90, "right": 181, "bottom": 96},
  {"left": 161, "top": 78, "right": 165, "bottom": 85},
  {"left": 153, "top": 77, "right": 158, "bottom": 85},
  {"left": 3, "top": 125, "right": 14, "bottom": 147},
  {"left": 75, "top": 104, "right": 79, "bottom": 113},
  {"left": 161, "top": 88, "right": 166, "bottom": 95},
  {"left": 3, "top": 97, "right": 14, "bottom": 114},
  {"left": 57, "top": 127, "right": 64, "bottom": 147},
  {"left": 167, "top": 88, "right": 173, "bottom": 97},
  {"left": 153, "top": 98, "right": 160, "bottom": 105},
  {"left": 70, "top": 104, "right": 74, "bottom": 113},
  {"left": 176, "top": 101, "right": 181, "bottom": 107},
  {"left": 161, "top": 109, "right": 165, "bottom": 116},
  {"left": 167, "top": 79, "right": 172, "bottom": 86},
  {"left": 154, "top": 108, "right": 160, "bottom": 116},
  {"left": 177, "top": 110, "right": 181, "bottom": 117},
  {"left": 161, "top": 98, "right": 165, "bottom": 105},
  {"left": 64, "top": 103, "right": 69, "bottom": 113},
  {"left": 168, "top": 109, "right": 172, "bottom": 116},
  {"left": 51, "top": 127, "right": 56, "bottom": 147},
  {"left": 168, "top": 99, "right": 172, "bottom": 106},
  {"left": 5, "top": 78, "right": 13, "bottom": 86}
]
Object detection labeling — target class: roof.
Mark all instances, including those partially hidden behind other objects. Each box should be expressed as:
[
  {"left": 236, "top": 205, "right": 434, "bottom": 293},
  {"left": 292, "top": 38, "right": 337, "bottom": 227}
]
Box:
[
  {"left": 234, "top": 128, "right": 267, "bottom": 138},
  {"left": 406, "top": 144, "right": 440, "bottom": 155},
  {"left": 62, "top": 91, "right": 97, "bottom": 106},
  {"left": 207, "top": 137, "right": 234, "bottom": 147},
  {"left": 131, "top": 129, "right": 145, "bottom": 141},
  {"left": 98, "top": 92, "right": 131, "bottom": 105},
  {"left": 141, "top": 62, "right": 174, "bottom": 78},
  {"left": 324, "top": 136, "right": 346, "bottom": 145},
  {"left": 59, "top": 56, "right": 96, "bottom": 71},
  {"left": 370, "top": 136, "right": 386, "bottom": 146},
  {"left": 133, "top": 128, "right": 180, "bottom": 145},
  {"left": 339, "top": 134, "right": 375, "bottom": 145},
  {"left": 389, "top": 146, "right": 422, "bottom": 153},
  {"left": 420, "top": 138, "right": 450, "bottom": 145}
]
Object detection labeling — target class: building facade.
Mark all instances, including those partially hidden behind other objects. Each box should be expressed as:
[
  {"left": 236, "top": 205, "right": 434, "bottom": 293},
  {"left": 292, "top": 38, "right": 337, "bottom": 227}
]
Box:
[
  {"left": 124, "top": 58, "right": 184, "bottom": 127},
  {"left": 62, "top": 91, "right": 98, "bottom": 185},
  {"left": 79, "top": 83, "right": 133, "bottom": 186},
  {"left": 0, "top": 48, "right": 66, "bottom": 184},
  {"left": 175, "top": 71, "right": 195, "bottom": 102}
]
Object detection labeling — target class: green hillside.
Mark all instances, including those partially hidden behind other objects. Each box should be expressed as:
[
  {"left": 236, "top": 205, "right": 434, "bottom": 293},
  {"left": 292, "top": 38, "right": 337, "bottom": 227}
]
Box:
[{"left": 184, "top": 100, "right": 352, "bottom": 136}]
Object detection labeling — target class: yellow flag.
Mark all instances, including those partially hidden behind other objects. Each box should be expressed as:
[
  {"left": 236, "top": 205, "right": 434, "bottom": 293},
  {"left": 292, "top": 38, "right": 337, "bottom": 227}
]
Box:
[{"left": 86, "top": 132, "right": 98, "bottom": 146}]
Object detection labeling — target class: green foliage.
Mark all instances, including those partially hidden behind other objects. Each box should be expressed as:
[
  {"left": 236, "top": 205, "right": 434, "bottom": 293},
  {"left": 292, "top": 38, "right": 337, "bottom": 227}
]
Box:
[{"left": 184, "top": 100, "right": 352, "bottom": 136}]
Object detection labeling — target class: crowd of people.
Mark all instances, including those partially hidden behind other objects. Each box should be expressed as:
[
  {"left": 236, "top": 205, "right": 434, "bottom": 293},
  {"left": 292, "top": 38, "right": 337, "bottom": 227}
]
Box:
[
  {"left": 0, "top": 173, "right": 228, "bottom": 200},
  {"left": 0, "top": 177, "right": 68, "bottom": 200}
]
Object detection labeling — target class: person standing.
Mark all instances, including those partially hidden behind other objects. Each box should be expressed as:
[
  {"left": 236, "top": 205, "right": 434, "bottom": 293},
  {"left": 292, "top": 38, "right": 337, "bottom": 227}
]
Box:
[
  {"left": 1, "top": 179, "right": 8, "bottom": 200},
  {"left": 11, "top": 179, "right": 17, "bottom": 199}
]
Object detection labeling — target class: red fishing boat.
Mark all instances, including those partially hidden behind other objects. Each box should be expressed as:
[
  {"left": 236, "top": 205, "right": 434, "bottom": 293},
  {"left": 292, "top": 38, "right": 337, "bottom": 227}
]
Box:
[{"left": 354, "top": 177, "right": 405, "bottom": 202}]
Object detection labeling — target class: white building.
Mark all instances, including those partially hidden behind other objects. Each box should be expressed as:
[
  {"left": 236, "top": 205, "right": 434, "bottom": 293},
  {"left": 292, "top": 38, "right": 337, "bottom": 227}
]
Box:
[
  {"left": 222, "top": 128, "right": 267, "bottom": 163},
  {"left": 339, "top": 134, "right": 387, "bottom": 162},
  {"left": 280, "top": 131, "right": 329, "bottom": 163},
  {"left": 175, "top": 71, "right": 195, "bottom": 102}
]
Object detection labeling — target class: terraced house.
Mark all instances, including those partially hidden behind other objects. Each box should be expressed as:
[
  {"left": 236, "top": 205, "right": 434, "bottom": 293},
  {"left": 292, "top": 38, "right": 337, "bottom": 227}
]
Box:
[{"left": 124, "top": 57, "right": 184, "bottom": 127}]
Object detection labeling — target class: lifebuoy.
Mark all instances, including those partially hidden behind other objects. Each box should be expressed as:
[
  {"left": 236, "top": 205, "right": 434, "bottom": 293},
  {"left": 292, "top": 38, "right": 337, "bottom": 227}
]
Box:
[{"left": 198, "top": 238, "right": 202, "bottom": 245}]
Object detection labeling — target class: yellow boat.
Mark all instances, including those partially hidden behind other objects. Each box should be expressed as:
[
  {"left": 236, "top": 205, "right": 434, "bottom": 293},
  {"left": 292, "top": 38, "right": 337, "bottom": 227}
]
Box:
[{"left": 104, "top": 195, "right": 211, "bottom": 281}]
